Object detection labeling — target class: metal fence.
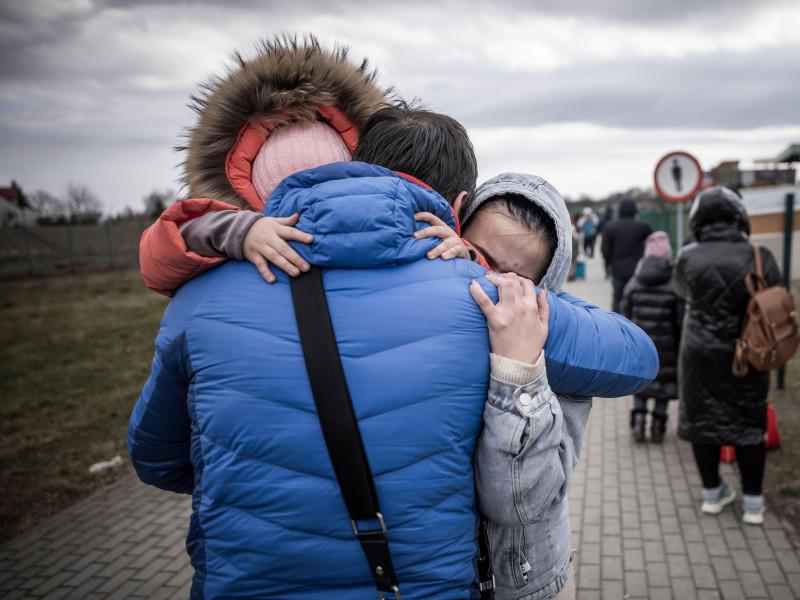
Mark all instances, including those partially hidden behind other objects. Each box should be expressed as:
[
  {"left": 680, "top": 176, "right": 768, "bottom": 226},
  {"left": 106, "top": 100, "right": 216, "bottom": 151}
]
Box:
[
  {"left": 639, "top": 203, "right": 691, "bottom": 251},
  {"left": 0, "top": 219, "right": 153, "bottom": 279}
]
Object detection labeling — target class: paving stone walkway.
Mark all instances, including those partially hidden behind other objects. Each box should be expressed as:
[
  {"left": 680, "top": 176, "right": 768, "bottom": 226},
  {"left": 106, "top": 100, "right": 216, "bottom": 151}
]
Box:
[
  {"left": 565, "top": 255, "right": 800, "bottom": 600},
  {"left": 2, "top": 255, "right": 799, "bottom": 599}
]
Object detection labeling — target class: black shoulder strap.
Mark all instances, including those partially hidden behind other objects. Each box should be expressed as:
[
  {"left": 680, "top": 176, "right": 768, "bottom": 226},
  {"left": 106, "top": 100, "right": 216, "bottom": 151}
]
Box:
[
  {"left": 290, "top": 266, "right": 401, "bottom": 599},
  {"left": 477, "top": 520, "right": 496, "bottom": 599}
]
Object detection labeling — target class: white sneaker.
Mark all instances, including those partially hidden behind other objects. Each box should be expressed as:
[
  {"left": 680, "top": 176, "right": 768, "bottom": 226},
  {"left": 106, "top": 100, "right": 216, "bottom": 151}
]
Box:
[
  {"left": 701, "top": 484, "right": 736, "bottom": 515},
  {"left": 742, "top": 494, "right": 765, "bottom": 526},
  {"left": 742, "top": 509, "right": 765, "bottom": 525}
]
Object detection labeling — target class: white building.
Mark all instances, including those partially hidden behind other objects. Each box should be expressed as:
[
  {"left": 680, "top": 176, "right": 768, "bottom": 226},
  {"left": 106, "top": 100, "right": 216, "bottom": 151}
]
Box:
[
  {"left": 0, "top": 190, "right": 37, "bottom": 227},
  {"left": 740, "top": 184, "right": 800, "bottom": 281}
]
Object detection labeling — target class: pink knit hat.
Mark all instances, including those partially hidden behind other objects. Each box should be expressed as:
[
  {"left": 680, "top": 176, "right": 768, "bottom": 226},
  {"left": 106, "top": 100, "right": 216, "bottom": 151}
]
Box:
[
  {"left": 645, "top": 231, "right": 672, "bottom": 261},
  {"left": 252, "top": 120, "right": 352, "bottom": 201}
]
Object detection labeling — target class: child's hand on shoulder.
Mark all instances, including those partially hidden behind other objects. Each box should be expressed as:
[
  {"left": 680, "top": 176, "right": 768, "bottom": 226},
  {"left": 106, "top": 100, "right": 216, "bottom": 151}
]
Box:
[
  {"left": 243, "top": 214, "right": 314, "bottom": 283},
  {"left": 414, "top": 212, "right": 470, "bottom": 261},
  {"left": 470, "top": 272, "right": 549, "bottom": 364}
]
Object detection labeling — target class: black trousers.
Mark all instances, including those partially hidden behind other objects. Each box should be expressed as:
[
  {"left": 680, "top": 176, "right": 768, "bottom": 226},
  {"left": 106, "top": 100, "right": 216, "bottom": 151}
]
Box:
[
  {"left": 691, "top": 442, "right": 766, "bottom": 496},
  {"left": 612, "top": 276, "right": 629, "bottom": 314},
  {"left": 583, "top": 234, "right": 596, "bottom": 257}
]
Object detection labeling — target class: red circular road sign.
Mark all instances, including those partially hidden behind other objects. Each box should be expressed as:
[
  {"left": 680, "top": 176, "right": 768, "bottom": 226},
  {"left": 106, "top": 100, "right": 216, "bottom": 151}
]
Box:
[{"left": 654, "top": 151, "right": 703, "bottom": 203}]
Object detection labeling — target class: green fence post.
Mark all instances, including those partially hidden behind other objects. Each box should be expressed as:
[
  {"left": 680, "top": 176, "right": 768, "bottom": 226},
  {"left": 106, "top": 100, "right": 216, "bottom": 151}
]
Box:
[
  {"left": 22, "top": 226, "right": 35, "bottom": 275},
  {"left": 777, "top": 192, "right": 795, "bottom": 390},
  {"left": 67, "top": 222, "right": 76, "bottom": 272},
  {"left": 782, "top": 192, "right": 794, "bottom": 289},
  {"left": 105, "top": 220, "right": 115, "bottom": 268}
]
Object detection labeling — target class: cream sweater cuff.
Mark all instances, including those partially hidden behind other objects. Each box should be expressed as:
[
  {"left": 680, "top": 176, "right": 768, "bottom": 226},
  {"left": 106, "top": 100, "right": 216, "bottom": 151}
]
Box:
[{"left": 490, "top": 352, "right": 546, "bottom": 386}]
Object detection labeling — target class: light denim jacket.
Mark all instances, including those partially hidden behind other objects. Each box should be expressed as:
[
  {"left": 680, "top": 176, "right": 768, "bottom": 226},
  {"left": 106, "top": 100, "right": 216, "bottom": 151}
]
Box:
[
  {"left": 466, "top": 173, "right": 603, "bottom": 599},
  {"left": 466, "top": 173, "right": 597, "bottom": 599},
  {"left": 476, "top": 353, "right": 591, "bottom": 600}
]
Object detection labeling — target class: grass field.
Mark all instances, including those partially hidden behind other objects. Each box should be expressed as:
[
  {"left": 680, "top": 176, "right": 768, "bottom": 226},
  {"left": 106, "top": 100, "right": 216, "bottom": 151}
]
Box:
[{"left": 0, "top": 269, "right": 167, "bottom": 542}]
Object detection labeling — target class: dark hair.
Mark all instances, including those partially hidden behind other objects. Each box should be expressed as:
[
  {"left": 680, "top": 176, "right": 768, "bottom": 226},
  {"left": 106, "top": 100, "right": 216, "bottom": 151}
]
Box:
[
  {"left": 353, "top": 102, "right": 478, "bottom": 203},
  {"left": 474, "top": 194, "right": 558, "bottom": 263}
]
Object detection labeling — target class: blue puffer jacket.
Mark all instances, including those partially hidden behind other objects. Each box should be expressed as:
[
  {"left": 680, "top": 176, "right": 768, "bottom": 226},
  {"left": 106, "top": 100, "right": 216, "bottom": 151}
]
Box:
[{"left": 129, "top": 162, "right": 656, "bottom": 599}]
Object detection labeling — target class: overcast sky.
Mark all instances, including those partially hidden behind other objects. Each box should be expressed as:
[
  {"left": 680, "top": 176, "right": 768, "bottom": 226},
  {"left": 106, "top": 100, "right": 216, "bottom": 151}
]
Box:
[{"left": 2, "top": 0, "right": 799, "bottom": 213}]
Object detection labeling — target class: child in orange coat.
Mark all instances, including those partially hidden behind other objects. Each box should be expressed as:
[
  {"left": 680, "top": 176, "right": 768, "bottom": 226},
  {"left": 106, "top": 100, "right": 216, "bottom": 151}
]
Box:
[{"left": 139, "top": 37, "right": 477, "bottom": 295}]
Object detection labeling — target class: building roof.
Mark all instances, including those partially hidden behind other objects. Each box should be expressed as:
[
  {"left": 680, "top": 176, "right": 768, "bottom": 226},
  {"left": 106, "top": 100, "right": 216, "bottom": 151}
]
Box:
[
  {"left": 0, "top": 186, "right": 20, "bottom": 203},
  {"left": 0, "top": 182, "right": 31, "bottom": 209},
  {"left": 774, "top": 144, "right": 800, "bottom": 164}
]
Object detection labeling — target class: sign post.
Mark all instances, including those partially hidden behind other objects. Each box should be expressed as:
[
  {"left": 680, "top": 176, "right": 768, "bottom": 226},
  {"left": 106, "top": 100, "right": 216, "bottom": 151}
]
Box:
[
  {"left": 778, "top": 191, "right": 795, "bottom": 390},
  {"left": 654, "top": 151, "right": 704, "bottom": 248}
]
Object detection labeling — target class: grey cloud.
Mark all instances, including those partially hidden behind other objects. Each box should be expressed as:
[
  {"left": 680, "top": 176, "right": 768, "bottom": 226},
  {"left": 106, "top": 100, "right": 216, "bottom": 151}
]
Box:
[
  {"left": 1, "top": 0, "right": 798, "bottom": 211},
  {"left": 416, "top": 47, "right": 800, "bottom": 131},
  {"left": 48, "top": 0, "right": 800, "bottom": 23},
  {"left": 485, "top": 0, "right": 795, "bottom": 23}
]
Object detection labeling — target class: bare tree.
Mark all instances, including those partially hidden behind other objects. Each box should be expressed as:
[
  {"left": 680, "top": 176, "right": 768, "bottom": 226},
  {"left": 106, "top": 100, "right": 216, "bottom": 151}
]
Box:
[
  {"left": 27, "top": 190, "right": 67, "bottom": 217},
  {"left": 143, "top": 189, "right": 175, "bottom": 219},
  {"left": 65, "top": 183, "right": 103, "bottom": 216}
]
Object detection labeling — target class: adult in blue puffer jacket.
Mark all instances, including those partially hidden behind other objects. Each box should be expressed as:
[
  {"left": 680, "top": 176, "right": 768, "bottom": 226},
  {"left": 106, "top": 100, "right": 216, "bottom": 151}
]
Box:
[
  {"left": 130, "top": 109, "right": 657, "bottom": 598},
  {"left": 131, "top": 162, "right": 493, "bottom": 599}
]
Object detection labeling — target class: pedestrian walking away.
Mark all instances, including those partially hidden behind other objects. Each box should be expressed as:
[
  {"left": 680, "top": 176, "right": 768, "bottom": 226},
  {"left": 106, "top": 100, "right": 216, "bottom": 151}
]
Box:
[
  {"left": 597, "top": 205, "right": 614, "bottom": 237},
  {"left": 577, "top": 207, "right": 598, "bottom": 258},
  {"left": 620, "top": 230, "right": 684, "bottom": 443},
  {"left": 674, "top": 186, "right": 781, "bottom": 526},
  {"left": 601, "top": 198, "right": 653, "bottom": 313}
]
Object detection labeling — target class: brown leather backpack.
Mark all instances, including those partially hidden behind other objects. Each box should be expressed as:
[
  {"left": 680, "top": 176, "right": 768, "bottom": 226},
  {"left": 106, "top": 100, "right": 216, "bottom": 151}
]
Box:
[{"left": 732, "top": 245, "right": 800, "bottom": 376}]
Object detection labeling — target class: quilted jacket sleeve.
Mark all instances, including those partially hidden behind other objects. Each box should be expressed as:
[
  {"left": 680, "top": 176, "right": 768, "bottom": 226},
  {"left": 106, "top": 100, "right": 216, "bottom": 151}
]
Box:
[
  {"left": 127, "top": 311, "right": 194, "bottom": 494},
  {"left": 139, "top": 198, "right": 241, "bottom": 297},
  {"left": 674, "top": 297, "right": 686, "bottom": 342},
  {"left": 619, "top": 278, "right": 639, "bottom": 318},
  {"left": 544, "top": 290, "right": 658, "bottom": 397},
  {"left": 470, "top": 275, "right": 658, "bottom": 398},
  {"left": 673, "top": 252, "right": 688, "bottom": 300}
]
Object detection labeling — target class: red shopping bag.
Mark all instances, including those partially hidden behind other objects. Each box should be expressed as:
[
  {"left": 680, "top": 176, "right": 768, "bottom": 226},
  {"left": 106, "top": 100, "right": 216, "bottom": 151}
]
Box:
[{"left": 720, "top": 404, "right": 781, "bottom": 463}]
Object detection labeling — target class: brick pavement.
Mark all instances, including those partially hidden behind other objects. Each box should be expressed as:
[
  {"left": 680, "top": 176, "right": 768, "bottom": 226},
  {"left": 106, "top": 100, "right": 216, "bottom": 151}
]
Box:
[
  {"left": 0, "top": 473, "right": 192, "bottom": 599},
  {"left": 2, "top": 254, "right": 799, "bottom": 599},
  {"left": 568, "top": 394, "right": 800, "bottom": 600},
  {"left": 566, "top": 255, "right": 800, "bottom": 600}
]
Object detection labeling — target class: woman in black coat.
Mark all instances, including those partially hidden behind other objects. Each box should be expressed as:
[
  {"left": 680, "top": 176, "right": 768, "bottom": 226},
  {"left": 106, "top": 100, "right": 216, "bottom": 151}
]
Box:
[
  {"left": 674, "top": 186, "right": 781, "bottom": 525},
  {"left": 621, "top": 231, "right": 683, "bottom": 444}
]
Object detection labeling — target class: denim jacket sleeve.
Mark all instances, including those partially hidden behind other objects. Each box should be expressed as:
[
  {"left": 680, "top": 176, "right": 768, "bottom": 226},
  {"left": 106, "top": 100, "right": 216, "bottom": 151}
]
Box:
[{"left": 475, "top": 352, "right": 570, "bottom": 527}]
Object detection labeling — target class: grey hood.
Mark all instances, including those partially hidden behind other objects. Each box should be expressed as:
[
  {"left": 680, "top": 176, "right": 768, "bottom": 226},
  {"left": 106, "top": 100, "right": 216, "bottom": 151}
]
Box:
[{"left": 463, "top": 173, "right": 573, "bottom": 292}]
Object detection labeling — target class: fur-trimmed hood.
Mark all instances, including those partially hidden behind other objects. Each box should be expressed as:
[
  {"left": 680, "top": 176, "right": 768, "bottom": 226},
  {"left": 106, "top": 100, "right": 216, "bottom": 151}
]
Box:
[{"left": 182, "top": 35, "right": 390, "bottom": 209}]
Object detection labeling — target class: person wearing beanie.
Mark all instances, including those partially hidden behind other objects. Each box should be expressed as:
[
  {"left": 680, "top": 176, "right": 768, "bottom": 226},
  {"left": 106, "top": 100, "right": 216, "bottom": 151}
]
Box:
[
  {"left": 138, "top": 37, "right": 388, "bottom": 296},
  {"left": 178, "top": 120, "right": 355, "bottom": 283},
  {"left": 620, "top": 231, "right": 684, "bottom": 443},
  {"left": 251, "top": 120, "right": 352, "bottom": 200}
]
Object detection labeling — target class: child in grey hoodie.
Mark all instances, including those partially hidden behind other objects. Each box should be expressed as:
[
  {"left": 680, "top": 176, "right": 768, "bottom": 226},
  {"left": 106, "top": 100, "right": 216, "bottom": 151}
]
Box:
[{"left": 465, "top": 173, "right": 591, "bottom": 600}]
